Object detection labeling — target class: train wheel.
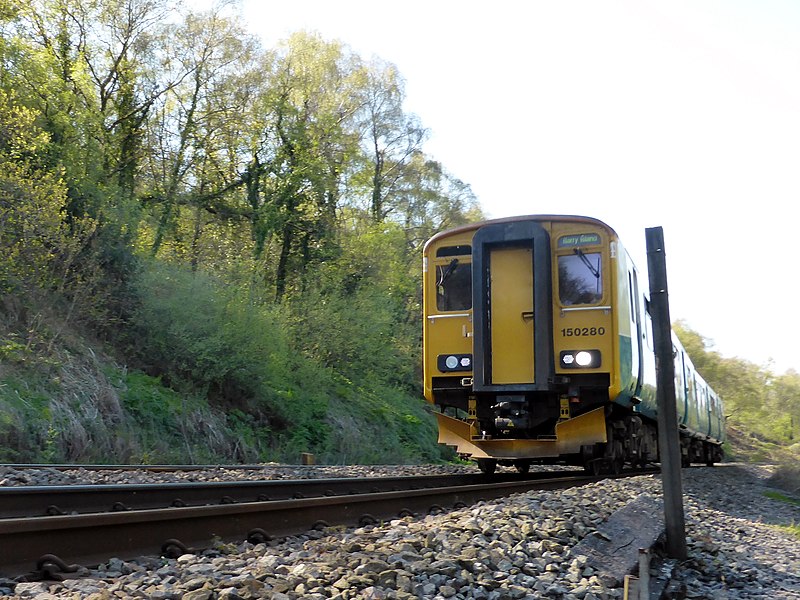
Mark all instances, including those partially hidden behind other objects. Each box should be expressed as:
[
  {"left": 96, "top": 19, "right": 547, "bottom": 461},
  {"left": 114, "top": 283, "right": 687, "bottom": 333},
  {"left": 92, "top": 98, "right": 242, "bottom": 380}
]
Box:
[
  {"left": 477, "top": 459, "right": 497, "bottom": 475},
  {"left": 514, "top": 460, "right": 531, "bottom": 474},
  {"left": 584, "top": 459, "right": 603, "bottom": 476},
  {"left": 581, "top": 443, "right": 603, "bottom": 476},
  {"left": 606, "top": 440, "right": 624, "bottom": 475},
  {"left": 704, "top": 443, "right": 719, "bottom": 466}
]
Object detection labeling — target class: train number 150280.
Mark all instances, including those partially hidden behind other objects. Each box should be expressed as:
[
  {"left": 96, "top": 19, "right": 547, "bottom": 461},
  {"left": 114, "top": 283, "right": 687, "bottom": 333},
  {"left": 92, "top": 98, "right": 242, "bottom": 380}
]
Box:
[{"left": 561, "top": 327, "right": 606, "bottom": 337}]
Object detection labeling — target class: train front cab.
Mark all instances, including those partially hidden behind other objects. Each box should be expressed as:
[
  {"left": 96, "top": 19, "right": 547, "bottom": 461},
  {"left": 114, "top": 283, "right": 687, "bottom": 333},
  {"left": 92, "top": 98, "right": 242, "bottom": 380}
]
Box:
[{"left": 424, "top": 216, "right": 634, "bottom": 472}]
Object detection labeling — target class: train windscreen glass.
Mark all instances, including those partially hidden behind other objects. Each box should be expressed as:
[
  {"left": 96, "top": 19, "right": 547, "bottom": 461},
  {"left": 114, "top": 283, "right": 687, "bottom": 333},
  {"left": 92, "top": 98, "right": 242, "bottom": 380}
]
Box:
[
  {"left": 436, "top": 259, "right": 472, "bottom": 311},
  {"left": 558, "top": 251, "right": 603, "bottom": 305}
]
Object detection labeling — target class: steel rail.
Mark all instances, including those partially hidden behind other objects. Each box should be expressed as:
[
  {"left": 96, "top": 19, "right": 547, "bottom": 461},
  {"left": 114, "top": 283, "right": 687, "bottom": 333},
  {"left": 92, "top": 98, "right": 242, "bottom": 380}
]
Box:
[
  {"left": 0, "top": 471, "right": 585, "bottom": 519},
  {"left": 0, "top": 471, "right": 655, "bottom": 578}
]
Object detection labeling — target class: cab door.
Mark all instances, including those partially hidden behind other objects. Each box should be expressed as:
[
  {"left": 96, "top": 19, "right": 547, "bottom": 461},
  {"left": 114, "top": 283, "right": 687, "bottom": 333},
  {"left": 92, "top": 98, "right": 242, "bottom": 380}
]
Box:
[
  {"left": 471, "top": 220, "right": 554, "bottom": 391},
  {"left": 490, "top": 246, "right": 535, "bottom": 384}
]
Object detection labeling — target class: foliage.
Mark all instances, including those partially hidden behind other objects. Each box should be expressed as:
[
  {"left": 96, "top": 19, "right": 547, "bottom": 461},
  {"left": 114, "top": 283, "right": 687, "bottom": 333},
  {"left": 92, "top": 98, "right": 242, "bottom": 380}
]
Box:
[
  {"left": 764, "top": 490, "right": 800, "bottom": 507},
  {"left": 780, "top": 523, "right": 800, "bottom": 541},
  {"left": 114, "top": 369, "right": 242, "bottom": 464},
  {"left": 285, "top": 221, "right": 418, "bottom": 385},
  {"left": 764, "top": 491, "right": 800, "bottom": 540},
  {"left": 0, "top": 0, "right": 484, "bottom": 465},
  {"left": 0, "top": 89, "right": 87, "bottom": 295},
  {"left": 125, "top": 259, "right": 442, "bottom": 463},
  {"left": 130, "top": 262, "right": 288, "bottom": 400},
  {"left": 0, "top": 374, "right": 52, "bottom": 462},
  {"left": 768, "top": 461, "right": 800, "bottom": 496}
]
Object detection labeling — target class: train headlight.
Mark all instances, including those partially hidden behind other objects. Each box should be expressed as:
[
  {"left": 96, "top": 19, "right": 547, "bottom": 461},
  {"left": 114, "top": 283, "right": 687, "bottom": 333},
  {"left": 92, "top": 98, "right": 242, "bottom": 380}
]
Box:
[
  {"left": 560, "top": 350, "right": 601, "bottom": 369},
  {"left": 438, "top": 354, "right": 473, "bottom": 372}
]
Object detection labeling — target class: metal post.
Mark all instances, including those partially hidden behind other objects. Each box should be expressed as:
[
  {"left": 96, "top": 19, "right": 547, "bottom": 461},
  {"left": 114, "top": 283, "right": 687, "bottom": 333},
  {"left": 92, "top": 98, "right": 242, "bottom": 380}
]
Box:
[
  {"left": 645, "top": 227, "right": 687, "bottom": 560},
  {"left": 638, "top": 548, "right": 650, "bottom": 600}
]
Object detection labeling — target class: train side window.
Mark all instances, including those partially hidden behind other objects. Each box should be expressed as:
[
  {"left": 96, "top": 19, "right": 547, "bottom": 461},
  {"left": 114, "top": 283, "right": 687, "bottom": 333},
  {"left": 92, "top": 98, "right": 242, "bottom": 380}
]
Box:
[
  {"left": 436, "top": 259, "right": 472, "bottom": 311},
  {"left": 558, "top": 251, "right": 603, "bottom": 305},
  {"left": 644, "top": 301, "right": 654, "bottom": 351},
  {"left": 628, "top": 272, "right": 636, "bottom": 316}
]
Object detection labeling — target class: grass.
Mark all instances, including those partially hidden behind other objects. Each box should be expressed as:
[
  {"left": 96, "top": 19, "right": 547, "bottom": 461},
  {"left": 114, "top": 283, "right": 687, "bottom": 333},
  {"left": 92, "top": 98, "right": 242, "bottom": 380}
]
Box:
[
  {"left": 764, "top": 490, "right": 800, "bottom": 540},
  {"left": 782, "top": 523, "right": 800, "bottom": 540},
  {"left": 764, "top": 490, "right": 800, "bottom": 507}
]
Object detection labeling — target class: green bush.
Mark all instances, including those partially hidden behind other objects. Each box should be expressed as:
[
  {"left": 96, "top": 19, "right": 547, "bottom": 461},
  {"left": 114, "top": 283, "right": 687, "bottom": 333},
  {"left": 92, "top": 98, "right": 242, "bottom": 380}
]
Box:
[
  {"left": 0, "top": 376, "right": 52, "bottom": 462},
  {"left": 0, "top": 247, "right": 443, "bottom": 465},
  {"left": 130, "top": 262, "right": 291, "bottom": 404},
  {"left": 124, "top": 259, "right": 442, "bottom": 464}
]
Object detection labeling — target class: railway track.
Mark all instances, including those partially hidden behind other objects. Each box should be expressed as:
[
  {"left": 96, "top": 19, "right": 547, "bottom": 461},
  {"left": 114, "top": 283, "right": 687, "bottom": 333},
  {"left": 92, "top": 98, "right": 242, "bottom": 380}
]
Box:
[
  {"left": 0, "top": 468, "right": 658, "bottom": 579},
  {"left": 1, "top": 463, "right": 272, "bottom": 472},
  {"left": 0, "top": 471, "right": 575, "bottom": 518}
]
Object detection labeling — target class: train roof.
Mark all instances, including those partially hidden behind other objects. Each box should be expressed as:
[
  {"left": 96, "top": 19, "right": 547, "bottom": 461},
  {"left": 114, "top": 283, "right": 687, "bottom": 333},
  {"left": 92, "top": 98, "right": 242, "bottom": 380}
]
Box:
[{"left": 424, "top": 214, "right": 620, "bottom": 252}]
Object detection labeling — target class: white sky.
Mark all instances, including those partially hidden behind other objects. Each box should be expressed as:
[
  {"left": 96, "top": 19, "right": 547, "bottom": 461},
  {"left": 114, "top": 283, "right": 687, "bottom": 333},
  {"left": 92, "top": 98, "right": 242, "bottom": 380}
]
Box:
[{"left": 192, "top": 0, "right": 800, "bottom": 374}]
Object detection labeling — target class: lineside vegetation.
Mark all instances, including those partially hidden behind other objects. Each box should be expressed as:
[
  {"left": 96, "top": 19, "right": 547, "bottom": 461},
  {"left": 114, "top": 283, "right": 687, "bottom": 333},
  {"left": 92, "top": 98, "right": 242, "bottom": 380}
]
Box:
[{"left": 0, "top": 0, "right": 797, "bottom": 468}]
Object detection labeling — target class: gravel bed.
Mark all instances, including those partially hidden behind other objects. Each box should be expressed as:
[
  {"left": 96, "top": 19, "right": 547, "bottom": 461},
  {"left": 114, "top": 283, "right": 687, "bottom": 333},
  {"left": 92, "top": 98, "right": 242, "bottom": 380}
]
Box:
[
  {"left": 1, "top": 464, "right": 799, "bottom": 599},
  {"left": 0, "top": 464, "right": 494, "bottom": 487}
]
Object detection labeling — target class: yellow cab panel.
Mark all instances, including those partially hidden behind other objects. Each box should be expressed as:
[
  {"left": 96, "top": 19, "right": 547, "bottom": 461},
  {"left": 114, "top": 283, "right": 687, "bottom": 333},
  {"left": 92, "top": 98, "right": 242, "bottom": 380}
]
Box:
[
  {"left": 550, "top": 223, "right": 615, "bottom": 384},
  {"left": 422, "top": 230, "right": 475, "bottom": 403}
]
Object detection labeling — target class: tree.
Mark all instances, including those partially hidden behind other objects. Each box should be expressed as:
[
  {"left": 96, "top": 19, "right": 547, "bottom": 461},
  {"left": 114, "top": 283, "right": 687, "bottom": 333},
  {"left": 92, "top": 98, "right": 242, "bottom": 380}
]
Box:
[
  {"left": 250, "top": 32, "right": 364, "bottom": 300},
  {"left": 673, "top": 320, "right": 720, "bottom": 378},
  {"left": 769, "top": 370, "right": 800, "bottom": 442},
  {"left": 390, "top": 151, "right": 482, "bottom": 251},
  {"left": 0, "top": 88, "right": 93, "bottom": 298},
  {"left": 354, "top": 58, "right": 427, "bottom": 222},
  {"left": 142, "top": 4, "right": 260, "bottom": 260}
]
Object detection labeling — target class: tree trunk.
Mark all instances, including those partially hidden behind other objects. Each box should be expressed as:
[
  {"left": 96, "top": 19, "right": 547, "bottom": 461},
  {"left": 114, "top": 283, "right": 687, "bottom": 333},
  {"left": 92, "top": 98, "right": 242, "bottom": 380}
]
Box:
[{"left": 275, "top": 223, "right": 293, "bottom": 301}]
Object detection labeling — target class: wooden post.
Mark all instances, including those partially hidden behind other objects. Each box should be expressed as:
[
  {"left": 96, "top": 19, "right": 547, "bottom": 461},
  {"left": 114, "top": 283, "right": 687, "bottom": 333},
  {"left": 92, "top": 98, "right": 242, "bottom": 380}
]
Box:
[{"left": 645, "top": 226, "right": 687, "bottom": 561}]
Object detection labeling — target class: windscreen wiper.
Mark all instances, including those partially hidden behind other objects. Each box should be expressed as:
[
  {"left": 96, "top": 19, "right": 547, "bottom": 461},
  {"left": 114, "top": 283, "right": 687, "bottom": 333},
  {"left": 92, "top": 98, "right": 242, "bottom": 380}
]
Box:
[
  {"left": 574, "top": 248, "right": 600, "bottom": 279},
  {"left": 437, "top": 258, "right": 459, "bottom": 287}
]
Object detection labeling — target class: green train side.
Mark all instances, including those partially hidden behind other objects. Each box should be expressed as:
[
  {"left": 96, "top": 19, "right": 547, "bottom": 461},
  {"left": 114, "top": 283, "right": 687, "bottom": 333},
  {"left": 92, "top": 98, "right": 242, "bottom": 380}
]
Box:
[{"left": 422, "top": 215, "right": 725, "bottom": 474}]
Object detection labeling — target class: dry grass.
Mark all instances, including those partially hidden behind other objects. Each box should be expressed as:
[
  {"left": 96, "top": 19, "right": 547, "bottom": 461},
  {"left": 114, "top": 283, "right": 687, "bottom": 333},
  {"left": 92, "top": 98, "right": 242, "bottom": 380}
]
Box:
[
  {"left": 767, "top": 463, "right": 800, "bottom": 496},
  {"left": 724, "top": 424, "right": 800, "bottom": 498}
]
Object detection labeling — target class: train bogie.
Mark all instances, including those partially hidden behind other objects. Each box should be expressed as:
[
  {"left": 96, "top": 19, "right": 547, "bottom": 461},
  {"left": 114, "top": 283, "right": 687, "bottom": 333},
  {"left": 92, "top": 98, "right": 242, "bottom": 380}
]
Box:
[{"left": 423, "top": 215, "right": 725, "bottom": 472}]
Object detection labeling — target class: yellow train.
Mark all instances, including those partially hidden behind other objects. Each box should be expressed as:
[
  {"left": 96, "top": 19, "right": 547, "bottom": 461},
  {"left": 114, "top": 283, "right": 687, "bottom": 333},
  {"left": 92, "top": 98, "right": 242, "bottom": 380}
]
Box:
[{"left": 422, "top": 215, "right": 725, "bottom": 474}]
